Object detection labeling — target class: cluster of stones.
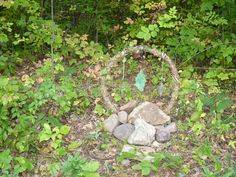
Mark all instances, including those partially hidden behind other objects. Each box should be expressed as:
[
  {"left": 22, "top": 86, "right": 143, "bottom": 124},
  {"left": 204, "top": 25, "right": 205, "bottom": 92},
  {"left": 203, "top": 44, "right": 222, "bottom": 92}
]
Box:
[{"left": 104, "top": 101, "right": 177, "bottom": 146}]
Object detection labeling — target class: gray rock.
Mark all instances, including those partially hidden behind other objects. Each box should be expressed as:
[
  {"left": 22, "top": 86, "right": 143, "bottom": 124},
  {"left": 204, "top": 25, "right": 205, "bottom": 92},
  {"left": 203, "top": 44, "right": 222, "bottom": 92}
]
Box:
[
  {"left": 121, "top": 159, "right": 130, "bottom": 167},
  {"left": 118, "top": 111, "right": 128, "bottom": 123},
  {"left": 128, "top": 118, "right": 156, "bottom": 146},
  {"left": 113, "top": 123, "right": 135, "bottom": 141},
  {"left": 155, "top": 129, "right": 171, "bottom": 143},
  {"left": 128, "top": 102, "right": 171, "bottom": 126},
  {"left": 120, "top": 100, "right": 139, "bottom": 113},
  {"left": 104, "top": 114, "right": 120, "bottom": 133},
  {"left": 155, "top": 125, "right": 164, "bottom": 130},
  {"left": 164, "top": 122, "right": 177, "bottom": 133}
]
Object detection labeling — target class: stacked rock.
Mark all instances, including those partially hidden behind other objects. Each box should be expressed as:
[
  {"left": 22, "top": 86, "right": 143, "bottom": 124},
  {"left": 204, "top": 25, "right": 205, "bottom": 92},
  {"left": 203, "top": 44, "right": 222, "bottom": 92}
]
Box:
[{"left": 104, "top": 101, "right": 177, "bottom": 146}]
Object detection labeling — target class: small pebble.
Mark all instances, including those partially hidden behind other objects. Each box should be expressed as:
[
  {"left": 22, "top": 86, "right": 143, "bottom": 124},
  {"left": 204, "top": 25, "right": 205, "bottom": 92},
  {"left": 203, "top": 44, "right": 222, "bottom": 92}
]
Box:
[{"left": 118, "top": 111, "right": 128, "bottom": 123}]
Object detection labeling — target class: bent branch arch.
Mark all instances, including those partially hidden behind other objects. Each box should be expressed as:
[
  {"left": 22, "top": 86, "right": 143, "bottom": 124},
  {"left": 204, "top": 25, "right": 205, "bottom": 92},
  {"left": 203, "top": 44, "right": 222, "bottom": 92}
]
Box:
[{"left": 101, "top": 45, "right": 180, "bottom": 114}]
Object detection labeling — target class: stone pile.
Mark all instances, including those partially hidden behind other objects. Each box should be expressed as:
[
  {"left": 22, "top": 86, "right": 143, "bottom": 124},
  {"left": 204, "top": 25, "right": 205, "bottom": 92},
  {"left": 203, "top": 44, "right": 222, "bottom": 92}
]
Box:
[{"left": 104, "top": 101, "right": 177, "bottom": 146}]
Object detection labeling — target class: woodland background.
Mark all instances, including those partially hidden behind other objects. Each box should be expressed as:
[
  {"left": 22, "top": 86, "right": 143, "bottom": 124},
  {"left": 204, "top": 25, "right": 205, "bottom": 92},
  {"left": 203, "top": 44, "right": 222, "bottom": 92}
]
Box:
[{"left": 0, "top": 0, "right": 236, "bottom": 176}]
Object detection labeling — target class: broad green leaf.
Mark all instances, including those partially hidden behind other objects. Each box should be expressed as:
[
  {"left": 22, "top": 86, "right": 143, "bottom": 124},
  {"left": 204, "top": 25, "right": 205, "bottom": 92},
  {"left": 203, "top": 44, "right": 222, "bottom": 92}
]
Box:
[
  {"left": 60, "top": 125, "right": 70, "bottom": 135},
  {"left": 0, "top": 149, "right": 12, "bottom": 170},
  {"left": 68, "top": 141, "right": 82, "bottom": 150},
  {"left": 141, "top": 167, "right": 151, "bottom": 176},
  {"left": 54, "top": 147, "right": 67, "bottom": 156},
  {"left": 55, "top": 64, "right": 64, "bottom": 72},
  {"left": 137, "top": 31, "right": 145, "bottom": 39},
  {"left": 141, "top": 26, "right": 149, "bottom": 33},
  {"left": 94, "top": 104, "right": 105, "bottom": 116},
  {"left": 84, "top": 172, "right": 100, "bottom": 177},
  {"left": 39, "top": 133, "right": 51, "bottom": 142},
  {"left": 137, "top": 26, "right": 151, "bottom": 41},
  {"left": 217, "top": 73, "right": 229, "bottom": 80},
  {"left": 216, "top": 98, "right": 232, "bottom": 113},
  {"left": 117, "top": 150, "right": 136, "bottom": 161},
  {"left": 135, "top": 70, "right": 146, "bottom": 92},
  {"left": 143, "top": 33, "right": 151, "bottom": 41},
  {"left": 16, "top": 141, "right": 28, "bottom": 153},
  {"left": 0, "top": 33, "right": 9, "bottom": 43},
  {"left": 0, "top": 77, "right": 9, "bottom": 88},
  {"left": 43, "top": 123, "right": 51, "bottom": 134},
  {"left": 48, "top": 162, "right": 61, "bottom": 175},
  {"left": 148, "top": 24, "right": 155, "bottom": 31},
  {"left": 82, "top": 161, "right": 100, "bottom": 172},
  {"left": 150, "top": 31, "right": 157, "bottom": 37},
  {"left": 14, "top": 157, "right": 33, "bottom": 171},
  {"left": 51, "top": 139, "right": 62, "bottom": 149}
]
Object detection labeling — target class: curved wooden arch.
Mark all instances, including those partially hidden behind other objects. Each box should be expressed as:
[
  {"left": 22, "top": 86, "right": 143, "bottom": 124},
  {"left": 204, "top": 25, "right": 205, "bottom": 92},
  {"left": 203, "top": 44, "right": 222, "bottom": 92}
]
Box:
[{"left": 101, "top": 45, "right": 180, "bottom": 114}]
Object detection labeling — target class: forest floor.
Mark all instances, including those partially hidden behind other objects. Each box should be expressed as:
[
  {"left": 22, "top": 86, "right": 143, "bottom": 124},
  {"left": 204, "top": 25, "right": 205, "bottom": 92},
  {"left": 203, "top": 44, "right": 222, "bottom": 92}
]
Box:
[
  {"left": 35, "top": 105, "right": 236, "bottom": 177},
  {"left": 17, "top": 59, "right": 236, "bottom": 177}
]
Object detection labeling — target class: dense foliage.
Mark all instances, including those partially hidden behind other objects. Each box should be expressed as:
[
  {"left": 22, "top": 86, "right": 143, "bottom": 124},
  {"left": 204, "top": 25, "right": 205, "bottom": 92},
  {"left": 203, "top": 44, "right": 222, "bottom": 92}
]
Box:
[{"left": 0, "top": 0, "right": 235, "bottom": 176}]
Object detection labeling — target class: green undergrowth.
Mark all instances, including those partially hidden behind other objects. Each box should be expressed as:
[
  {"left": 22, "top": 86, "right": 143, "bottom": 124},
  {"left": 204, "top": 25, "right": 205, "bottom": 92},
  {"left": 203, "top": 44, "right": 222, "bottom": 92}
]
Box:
[{"left": 0, "top": 0, "right": 236, "bottom": 176}]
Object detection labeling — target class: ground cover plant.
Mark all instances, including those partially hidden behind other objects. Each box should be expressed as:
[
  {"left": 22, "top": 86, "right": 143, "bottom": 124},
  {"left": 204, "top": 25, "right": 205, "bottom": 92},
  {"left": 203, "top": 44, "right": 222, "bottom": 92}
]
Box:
[{"left": 0, "top": 0, "right": 235, "bottom": 176}]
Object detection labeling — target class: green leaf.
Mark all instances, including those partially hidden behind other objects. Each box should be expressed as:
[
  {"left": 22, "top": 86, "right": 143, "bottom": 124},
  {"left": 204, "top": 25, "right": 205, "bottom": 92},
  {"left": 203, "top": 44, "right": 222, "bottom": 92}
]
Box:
[
  {"left": 141, "top": 26, "right": 149, "bottom": 33},
  {"left": 68, "top": 141, "right": 82, "bottom": 150},
  {"left": 51, "top": 139, "right": 62, "bottom": 149},
  {"left": 94, "top": 104, "right": 105, "bottom": 116},
  {"left": 143, "top": 33, "right": 151, "bottom": 41},
  {"left": 0, "top": 149, "right": 12, "bottom": 170},
  {"left": 137, "top": 26, "right": 151, "bottom": 41},
  {"left": 82, "top": 161, "right": 100, "bottom": 172},
  {"left": 60, "top": 125, "right": 70, "bottom": 135},
  {"left": 132, "top": 161, "right": 152, "bottom": 176},
  {"left": 48, "top": 162, "right": 61, "bottom": 175},
  {"left": 117, "top": 150, "right": 136, "bottom": 161},
  {"left": 54, "top": 147, "right": 67, "bottom": 156},
  {"left": 136, "top": 31, "right": 145, "bottom": 39},
  {"left": 135, "top": 70, "right": 146, "bottom": 92},
  {"left": 150, "top": 31, "right": 157, "bottom": 37},
  {"left": 39, "top": 133, "right": 51, "bottom": 142},
  {"left": 216, "top": 98, "right": 232, "bottom": 113},
  {"left": 217, "top": 73, "right": 229, "bottom": 80},
  {"left": 84, "top": 172, "right": 100, "bottom": 177},
  {"left": 55, "top": 63, "right": 65, "bottom": 72},
  {"left": 14, "top": 156, "right": 33, "bottom": 171},
  {"left": 43, "top": 123, "right": 52, "bottom": 134},
  {"left": 0, "top": 77, "right": 9, "bottom": 88},
  {"left": 0, "top": 33, "right": 9, "bottom": 43},
  {"left": 141, "top": 167, "right": 151, "bottom": 176}
]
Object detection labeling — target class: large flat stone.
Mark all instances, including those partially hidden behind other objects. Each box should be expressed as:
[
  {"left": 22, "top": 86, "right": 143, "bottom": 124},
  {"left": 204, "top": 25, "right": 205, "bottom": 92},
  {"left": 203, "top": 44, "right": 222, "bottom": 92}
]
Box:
[
  {"left": 128, "top": 118, "right": 156, "bottom": 146},
  {"left": 128, "top": 101, "right": 171, "bottom": 126}
]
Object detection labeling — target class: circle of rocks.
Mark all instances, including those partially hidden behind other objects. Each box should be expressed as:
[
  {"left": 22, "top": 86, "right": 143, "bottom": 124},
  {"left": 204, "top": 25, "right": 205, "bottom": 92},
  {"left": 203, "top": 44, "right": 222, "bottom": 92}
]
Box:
[
  {"left": 102, "top": 46, "right": 180, "bottom": 151},
  {"left": 104, "top": 101, "right": 178, "bottom": 147}
]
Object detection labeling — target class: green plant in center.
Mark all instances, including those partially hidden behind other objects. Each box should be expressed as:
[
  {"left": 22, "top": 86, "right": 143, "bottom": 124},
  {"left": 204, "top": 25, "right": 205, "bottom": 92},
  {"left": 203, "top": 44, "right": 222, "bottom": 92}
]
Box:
[
  {"left": 39, "top": 123, "right": 70, "bottom": 155},
  {"left": 62, "top": 153, "right": 100, "bottom": 177}
]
